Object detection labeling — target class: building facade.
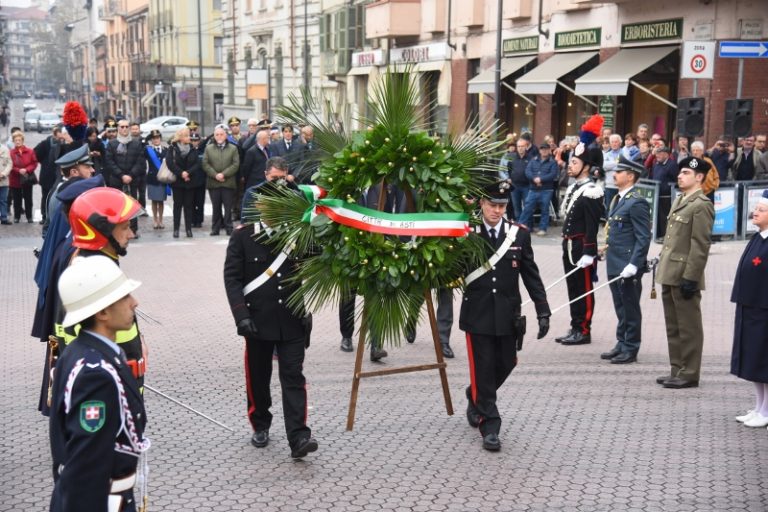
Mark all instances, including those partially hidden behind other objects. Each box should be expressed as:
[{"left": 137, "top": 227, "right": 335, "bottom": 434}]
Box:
[{"left": 2, "top": 6, "right": 48, "bottom": 95}]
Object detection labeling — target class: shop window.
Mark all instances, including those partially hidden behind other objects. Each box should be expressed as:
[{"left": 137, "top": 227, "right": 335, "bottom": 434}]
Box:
[
  {"left": 556, "top": 88, "right": 596, "bottom": 139},
  {"left": 629, "top": 83, "right": 672, "bottom": 140}
]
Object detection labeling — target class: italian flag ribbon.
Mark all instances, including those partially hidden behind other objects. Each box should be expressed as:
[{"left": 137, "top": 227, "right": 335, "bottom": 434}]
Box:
[{"left": 298, "top": 185, "right": 470, "bottom": 237}]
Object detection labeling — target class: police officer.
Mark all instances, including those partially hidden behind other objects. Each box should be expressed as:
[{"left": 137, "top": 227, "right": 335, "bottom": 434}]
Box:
[
  {"left": 556, "top": 118, "right": 605, "bottom": 346},
  {"left": 50, "top": 255, "right": 148, "bottom": 512},
  {"left": 600, "top": 155, "right": 651, "bottom": 364},
  {"left": 656, "top": 156, "right": 714, "bottom": 388},
  {"left": 460, "top": 181, "right": 550, "bottom": 451},
  {"left": 223, "top": 180, "right": 318, "bottom": 459}
]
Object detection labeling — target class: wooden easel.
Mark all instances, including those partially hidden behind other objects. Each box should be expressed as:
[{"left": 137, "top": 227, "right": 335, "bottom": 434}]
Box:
[{"left": 345, "top": 182, "right": 454, "bottom": 430}]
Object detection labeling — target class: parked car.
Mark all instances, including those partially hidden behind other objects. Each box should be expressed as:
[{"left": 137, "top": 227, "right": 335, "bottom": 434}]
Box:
[
  {"left": 37, "top": 112, "right": 60, "bottom": 133},
  {"left": 22, "top": 100, "right": 39, "bottom": 112},
  {"left": 140, "top": 116, "right": 189, "bottom": 141},
  {"left": 23, "top": 110, "right": 43, "bottom": 131},
  {"left": 13, "top": 90, "right": 31, "bottom": 98}
]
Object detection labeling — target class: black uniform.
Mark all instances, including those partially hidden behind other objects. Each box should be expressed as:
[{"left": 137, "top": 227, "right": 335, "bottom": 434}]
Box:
[
  {"left": 223, "top": 222, "right": 311, "bottom": 450},
  {"left": 560, "top": 178, "right": 604, "bottom": 336},
  {"left": 50, "top": 331, "right": 147, "bottom": 512},
  {"left": 459, "top": 221, "right": 549, "bottom": 437}
]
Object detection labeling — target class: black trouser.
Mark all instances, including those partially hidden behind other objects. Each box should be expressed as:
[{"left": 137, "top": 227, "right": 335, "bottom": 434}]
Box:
[
  {"left": 11, "top": 185, "right": 33, "bottom": 220},
  {"left": 244, "top": 336, "right": 310, "bottom": 449},
  {"left": 656, "top": 195, "right": 671, "bottom": 239},
  {"left": 608, "top": 274, "right": 643, "bottom": 356},
  {"left": 562, "top": 239, "right": 595, "bottom": 335},
  {"left": 40, "top": 184, "right": 53, "bottom": 220},
  {"left": 136, "top": 176, "right": 147, "bottom": 210},
  {"left": 112, "top": 181, "right": 141, "bottom": 233},
  {"left": 465, "top": 332, "right": 517, "bottom": 436},
  {"left": 339, "top": 293, "right": 355, "bottom": 339},
  {"left": 208, "top": 187, "right": 234, "bottom": 233},
  {"left": 171, "top": 187, "right": 194, "bottom": 231},
  {"left": 193, "top": 185, "right": 206, "bottom": 225}
]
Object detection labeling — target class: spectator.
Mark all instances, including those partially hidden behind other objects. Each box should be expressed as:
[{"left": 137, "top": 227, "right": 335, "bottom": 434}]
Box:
[
  {"left": 104, "top": 119, "right": 146, "bottom": 237},
  {"left": 168, "top": 127, "right": 203, "bottom": 238},
  {"left": 622, "top": 133, "right": 640, "bottom": 161},
  {"left": 755, "top": 133, "right": 766, "bottom": 153},
  {"left": 519, "top": 132, "right": 539, "bottom": 159},
  {"left": 241, "top": 129, "right": 272, "bottom": 190},
  {"left": 706, "top": 138, "right": 733, "bottom": 182},
  {"left": 650, "top": 146, "right": 677, "bottom": 239},
  {"left": 637, "top": 139, "right": 652, "bottom": 173},
  {"left": 203, "top": 124, "right": 240, "bottom": 236},
  {"left": 636, "top": 123, "right": 649, "bottom": 142},
  {"left": 519, "top": 143, "right": 559, "bottom": 235},
  {"left": 729, "top": 135, "right": 762, "bottom": 181},
  {"left": 9, "top": 131, "right": 38, "bottom": 223},
  {"left": 240, "top": 118, "right": 261, "bottom": 153},
  {"left": 85, "top": 127, "right": 104, "bottom": 175},
  {"left": 269, "top": 124, "right": 305, "bottom": 174},
  {"left": 674, "top": 136, "right": 690, "bottom": 163},
  {"left": 602, "top": 134, "right": 622, "bottom": 210},
  {"left": 144, "top": 129, "right": 168, "bottom": 230},
  {"left": 0, "top": 142, "right": 10, "bottom": 224},
  {"left": 129, "top": 122, "right": 142, "bottom": 141},
  {"left": 507, "top": 139, "right": 531, "bottom": 220}
]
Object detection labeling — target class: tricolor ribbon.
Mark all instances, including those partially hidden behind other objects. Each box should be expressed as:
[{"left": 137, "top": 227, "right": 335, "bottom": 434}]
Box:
[{"left": 298, "top": 185, "right": 470, "bottom": 237}]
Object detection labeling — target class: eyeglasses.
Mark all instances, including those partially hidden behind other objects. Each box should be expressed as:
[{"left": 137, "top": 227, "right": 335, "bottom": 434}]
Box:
[{"left": 118, "top": 125, "right": 129, "bottom": 129}]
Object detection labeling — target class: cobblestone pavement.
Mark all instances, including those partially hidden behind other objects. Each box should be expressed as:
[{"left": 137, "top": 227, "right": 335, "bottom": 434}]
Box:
[{"left": 2, "top": 212, "right": 767, "bottom": 511}]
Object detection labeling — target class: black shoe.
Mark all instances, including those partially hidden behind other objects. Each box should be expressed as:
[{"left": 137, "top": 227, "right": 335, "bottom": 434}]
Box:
[
  {"left": 465, "top": 387, "right": 480, "bottom": 428},
  {"left": 656, "top": 375, "right": 672, "bottom": 385},
  {"left": 610, "top": 352, "right": 637, "bottom": 364},
  {"left": 38, "top": 219, "right": 45, "bottom": 225},
  {"left": 340, "top": 337, "right": 353, "bottom": 352},
  {"left": 251, "top": 430, "right": 269, "bottom": 448},
  {"left": 555, "top": 329, "right": 574, "bottom": 343},
  {"left": 225, "top": 228, "right": 233, "bottom": 236},
  {"left": 406, "top": 331, "right": 416, "bottom": 343},
  {"left": 600, "top": 348, "right": 622, "bottom": 360},
  {"left": 370, "top": 346, "right": 388, "bottom": 362},
  {"left": 441, "top": 343, "right": 455, "bottom": 359},
  {"left": 0, "top": 220, "right": 11, "bottom": 225},
  {"left": 186, "top": 229, "right": 193, "bottom": 238},
  {"left": 140, "top": 212, "right": 149, "bottom": 218},
  {"left": 291, "top": 437, "right": 318, "bottom": 458},
  {"left": 173, "top": 230, "right": 179, "bottom": 238},
  {"left": 210, "top": 231, "right": 220, "bottom": 236},
  {"left": 27, "top": 218, "right": 33, "bottom": 223},
  {"left": 662, "top": 377, "right": 699, "bottom": 389},
  {"left": 561, "top": 332, "right": 591, "bottom": 345},
  {"left": 482, "top": 433, "right": 501, "bottom": 451}
]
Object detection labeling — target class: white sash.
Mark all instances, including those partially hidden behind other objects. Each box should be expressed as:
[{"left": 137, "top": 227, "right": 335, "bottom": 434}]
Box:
[
  {"left": 242, "top": 224, "right": 295, "bottom": 296},
  {"left": 464, "top": 225, "right": 519, "bottom": 286}
]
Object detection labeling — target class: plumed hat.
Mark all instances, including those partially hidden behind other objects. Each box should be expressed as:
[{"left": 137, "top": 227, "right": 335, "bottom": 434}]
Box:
[
  {"left": 572, "top": 114, "right": 604, "bottom": 168},
  {"left": 62, "top": 101, "right": 88, "bottom": 142}
]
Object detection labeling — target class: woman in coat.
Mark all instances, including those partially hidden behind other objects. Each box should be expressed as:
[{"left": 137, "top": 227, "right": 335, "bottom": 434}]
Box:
[
  {"left": 202, "top": 125, "right": 239, "bottom": 236},
  {"left": 9, "top": 131, "right": 38, "bottom": 223},
  {"left": 144, "top": 129, "right": 168, "bottom": 230},
  {"left": 732, "top": 189, "right": 768, "bottom": 429},
  {"left": 167, "top": 126, "right": 203, "bottom": 238}
]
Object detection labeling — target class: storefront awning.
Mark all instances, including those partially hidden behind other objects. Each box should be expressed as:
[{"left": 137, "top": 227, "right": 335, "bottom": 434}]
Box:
[
  {"left": 467, "top": 56, "right": 537, "bottom": 95},
  {"left": 515, "top": 51, "right": 598, "bottom": 95},
  {"left": 347, "top": 66, "right": 375, "bottom": 77},
  {"left": 141, "top": 91, "right": 158, "bottom": 107},
  {"left": 415, "top": 60, "right": 448, "bottom": 73},
  {"left": 574, "top": 46, "right": 677, "bottom": 96}
]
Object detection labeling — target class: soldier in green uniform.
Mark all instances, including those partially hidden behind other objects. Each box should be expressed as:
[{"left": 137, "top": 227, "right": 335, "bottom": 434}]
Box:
[{"left": 655, "top": 157, "right": 715, "bottom": 388}]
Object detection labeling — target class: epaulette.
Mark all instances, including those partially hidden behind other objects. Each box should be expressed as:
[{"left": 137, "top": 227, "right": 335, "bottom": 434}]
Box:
[{"left": 583, "top": 184, "right": 604, "bottom": 199}]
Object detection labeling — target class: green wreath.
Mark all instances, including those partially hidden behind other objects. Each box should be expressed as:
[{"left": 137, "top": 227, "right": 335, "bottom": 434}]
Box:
[{"left": 253, "top": 70, "right": 503, "bottom": 346}]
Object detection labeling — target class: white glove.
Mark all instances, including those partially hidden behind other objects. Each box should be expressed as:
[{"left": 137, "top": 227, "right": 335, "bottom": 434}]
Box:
[
  {"left": 619, "top": 263, "right": 638, "bottom": 279},
  {"left": 577, "top": 255, "right": 594, "bottom": 268}
]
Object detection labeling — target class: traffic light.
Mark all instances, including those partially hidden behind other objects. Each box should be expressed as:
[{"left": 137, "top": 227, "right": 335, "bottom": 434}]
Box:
[
  {"left": 724, "top": 99, "right": 753, "bottom": 138},
  {"left": 676, "top": 98, "right": 705, "bottom": 137}
]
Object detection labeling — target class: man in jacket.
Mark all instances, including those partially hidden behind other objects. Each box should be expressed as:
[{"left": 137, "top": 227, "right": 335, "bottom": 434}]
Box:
[
  {"left": 104, "top": 119, "right": 146, "bottom": 238},
  {"left": 241, "top": 128, "right": 272, "bottom": 190},
  {"left": 656, "top": 157, "right": 715, "bottom": 388},
  {"left": 651, "top": 146, "right": 679, "bottom": 239},
  {"left": 33, "top": 126, "right": 65, "bottom": 225},
  {"left": 269, "top": 124, "right": 305, "bottom": 175},
  {"left": 519, "top": 143, "right": 559, "bottom": 235},
  {"left": 460, "top": 182, "right": 550, "bottom": 451},
  {"left": 600, "top": 155, "right": 651, "bottom": 364},
  {"left": 203, "top": 125, "right": 240, "bottom": 236},
  {"left": 224, "top": 180, "right": 318, "bottom": 459},
  {"left": 507, "top": 139, "right": 531, "bottom": 221}
]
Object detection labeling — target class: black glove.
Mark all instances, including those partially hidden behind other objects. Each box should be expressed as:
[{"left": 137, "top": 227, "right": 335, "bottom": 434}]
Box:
[
  {"left": 536, "top": 316, "right": 550, "bottom": 339},
  {"left": 679, "top": 279, "right": 698, "bottom": 300},
  {"left": 236, "top": 318, "right": 258, "bottom": 338}
]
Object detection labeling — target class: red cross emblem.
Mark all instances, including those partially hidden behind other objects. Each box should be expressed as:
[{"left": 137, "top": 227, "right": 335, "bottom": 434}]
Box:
[
  {"left": 753, "top": 257, "right": 763, "bottom": 267},
  {"left": 85, "top": 406, "right": 100, "bottom": 420}
]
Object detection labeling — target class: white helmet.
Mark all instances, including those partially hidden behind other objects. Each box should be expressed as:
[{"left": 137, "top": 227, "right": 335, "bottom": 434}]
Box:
[{"left": 58, "top": 255, "right": 141, "bottom": 327}]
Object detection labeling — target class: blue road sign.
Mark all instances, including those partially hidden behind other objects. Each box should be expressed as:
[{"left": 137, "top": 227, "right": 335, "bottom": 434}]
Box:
[{"left": 719, "top": 41, "right": 768, "bottom": 58}]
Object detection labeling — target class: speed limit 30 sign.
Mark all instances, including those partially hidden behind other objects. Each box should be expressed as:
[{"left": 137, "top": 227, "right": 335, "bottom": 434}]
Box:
[{"left": 682, "top": 41, "right": 716, "bottom": 79}]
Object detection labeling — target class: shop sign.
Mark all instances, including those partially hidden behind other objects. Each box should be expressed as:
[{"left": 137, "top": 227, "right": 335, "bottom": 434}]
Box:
[
  {"left": 555, "top": 28, "right": 601, "bottom": 50},
  {"left": 390, "top": 43, "right": 449, "bottom": 64},
  {"left": 352, "top": 49, "right": 385, "bottom": 68},
  {"left": 502, "top": 36, "right": 539, "bottom": 56},
  {"left": 740, "top": 19, "right": 764, "bottom": 40},
  {"left": 598, "top": 96, "right": 615, "bottom": 129},
  {"left": 621, "top": 18, "right": 683, "bottom": 44}
]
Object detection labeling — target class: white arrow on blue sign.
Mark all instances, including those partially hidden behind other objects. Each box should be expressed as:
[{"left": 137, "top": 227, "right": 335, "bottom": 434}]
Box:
[{"left": 719, "top": 41, "right": 768, "bottom": 58}]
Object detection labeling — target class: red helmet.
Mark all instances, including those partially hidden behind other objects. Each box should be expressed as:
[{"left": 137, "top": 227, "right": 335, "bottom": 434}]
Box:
[{"left": 69, "top": 188, "right": 143, "bottom": 250}]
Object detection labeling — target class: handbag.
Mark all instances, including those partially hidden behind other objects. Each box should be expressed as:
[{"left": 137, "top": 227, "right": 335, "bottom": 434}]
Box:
[
  {"left": 156, "top": 159, "right": 176, "bottom": 184},
  {"left": 20, "top": 171, "right": 38, "bottom": 186}
]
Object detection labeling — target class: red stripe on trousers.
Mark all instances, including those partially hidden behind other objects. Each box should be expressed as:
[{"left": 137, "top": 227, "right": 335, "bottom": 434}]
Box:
[
  {"left": 243, "top": 341, "right": 258, "bottom": 431},
  {"left": 465, "top": 333, "right": 478, "bottom": 404},
  {"left": 581, "top": 265, "right": 594, "bottom": 334}
]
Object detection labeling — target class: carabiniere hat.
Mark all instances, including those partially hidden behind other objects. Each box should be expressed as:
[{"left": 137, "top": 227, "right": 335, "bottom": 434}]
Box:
[
  {"left": 54, "top": 144, "right": 93, "bottom": 169},
  {"left": 148, "top": 129, "right": 162, "bottom": 139},
  {"left": 186, "top": 120, "right": 200, "bottom": 129},
  {"left": 482, "top": 181, "right": 511, "bottom": 204},
  {"left": 615, "top": 154, "right": 645, "bottom": 175},
  {"left": 679, "top": 156, "right": 711, "bottom": 174},
  {"left": 228, "top": 116, "right": 241, "bottom": 126}
]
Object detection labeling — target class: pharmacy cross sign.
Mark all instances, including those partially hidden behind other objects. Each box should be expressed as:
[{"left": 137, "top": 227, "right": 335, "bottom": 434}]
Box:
[{"left": 719, "top": 41, "right": 768, "bottom": 58}]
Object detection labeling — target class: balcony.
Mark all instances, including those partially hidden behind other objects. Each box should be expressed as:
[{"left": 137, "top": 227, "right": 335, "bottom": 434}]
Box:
[
  {"left": 454, "top": 0, "right": 484, "bottom": 29},
  {"left": 503, "top": 0, "right": 532, "bottom": 20},
  {"left": 136, "top": 63, "right": 176, "bottom": 83},
  {"left": 322, "top": 50, "right": 351, "bottom": 79},
  {"left": 365, "top": 0, "right": 421, "bottom": 39},
  {"left": 422, "top": 0, "right": 446, "bottom": 34},
  {"left": 552, "top": 0, "right": 591, "bottom": 11}
]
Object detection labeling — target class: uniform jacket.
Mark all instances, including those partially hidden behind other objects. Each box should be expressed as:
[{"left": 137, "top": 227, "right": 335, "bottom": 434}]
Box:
[
  {"left": 144, "top": 144, "right": 167, "bottom": 187},
  {"left": 49, "top": 331, "right": 146, "bottom": 512},
  {"left": 104, "top": 137, "right": 146, "bottom": 187},
  {"left": 657, "top": 189, "right": 714, "bottom": 289},
  {"left": 9, "top": 144, "right": 38, "bottom": 188},
  {"left": 167, "top": 142, "right": 203, "bottom": 189},
  {"left": 605, "top": 186, "right": 652, "bottom": 276},
  {"left": 202, "top": 142, "right": 239, "bottom": 190},
  {"left": 731, "top": 233, "right": 768, "bottom": 309},
  {"left": 561, "top": 179, "right": 604, "bottom": 257},
  {"left": 241, "top": 143, "right": 270, "bottom": 189},
  {"left": 223, "top": 223, "right": 307, "bottom": 341},
  {"left": 459, "top": 221, "right": 550, "bottom": 336}
]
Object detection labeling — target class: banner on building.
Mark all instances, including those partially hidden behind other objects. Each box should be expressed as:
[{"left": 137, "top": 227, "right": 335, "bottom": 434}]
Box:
[{"left": 247, "top": 69, "right": 269, "bottom": 100}]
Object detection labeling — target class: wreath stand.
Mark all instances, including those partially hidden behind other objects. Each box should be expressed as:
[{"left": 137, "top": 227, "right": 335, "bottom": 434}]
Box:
[{"left": 345, "top": 183, "right": 454, "bottom": 431}]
